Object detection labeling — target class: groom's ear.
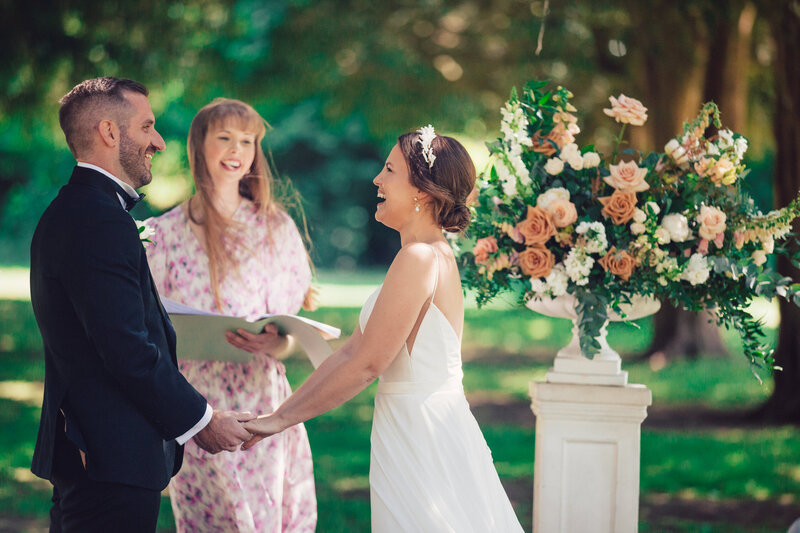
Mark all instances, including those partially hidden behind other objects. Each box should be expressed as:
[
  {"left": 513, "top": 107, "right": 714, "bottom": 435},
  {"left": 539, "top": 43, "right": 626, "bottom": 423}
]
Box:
[{"left": 97, "top": 119, "right": 120, "bottom": 149}]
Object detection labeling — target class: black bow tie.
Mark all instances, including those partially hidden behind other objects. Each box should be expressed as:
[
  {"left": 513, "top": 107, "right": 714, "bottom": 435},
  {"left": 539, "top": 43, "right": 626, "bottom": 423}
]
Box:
[{"left": 124, "top": 192, "right": 146, "bottom": 212}]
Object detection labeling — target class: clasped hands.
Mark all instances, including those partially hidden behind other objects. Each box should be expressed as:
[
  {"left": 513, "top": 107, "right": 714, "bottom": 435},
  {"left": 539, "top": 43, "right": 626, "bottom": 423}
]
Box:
[{"left": 192, "top": 409, "right": 284, "bottom": 453}]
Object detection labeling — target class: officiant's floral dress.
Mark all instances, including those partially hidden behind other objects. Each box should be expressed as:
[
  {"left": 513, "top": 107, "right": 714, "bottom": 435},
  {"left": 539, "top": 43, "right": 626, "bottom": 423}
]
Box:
[{"left": 146, "top": 199, "right": 316, "bottom": 532}]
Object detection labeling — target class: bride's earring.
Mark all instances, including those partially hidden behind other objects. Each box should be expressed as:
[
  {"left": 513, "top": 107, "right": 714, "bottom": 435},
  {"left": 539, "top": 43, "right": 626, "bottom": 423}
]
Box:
[{"left": 414, "top": 196, "right": 420, "bottom": 212}]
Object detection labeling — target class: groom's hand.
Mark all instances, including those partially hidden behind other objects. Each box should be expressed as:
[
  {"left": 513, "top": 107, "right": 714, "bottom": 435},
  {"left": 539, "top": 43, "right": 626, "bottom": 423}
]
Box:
[{"left": 193, "top": 410, "right": 254, "bottom": 454}]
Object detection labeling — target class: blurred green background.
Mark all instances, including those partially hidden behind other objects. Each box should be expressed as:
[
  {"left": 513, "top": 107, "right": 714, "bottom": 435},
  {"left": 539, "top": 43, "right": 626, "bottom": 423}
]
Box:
[{"left": 2, "top": 0, "right": 799, "bottom": 531}]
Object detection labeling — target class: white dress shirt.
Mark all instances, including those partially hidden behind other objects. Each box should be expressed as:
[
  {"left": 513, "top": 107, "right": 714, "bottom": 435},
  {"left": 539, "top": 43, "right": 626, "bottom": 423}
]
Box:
[{"left": 75, "top": 161, "right": 212, "bottom": 444}]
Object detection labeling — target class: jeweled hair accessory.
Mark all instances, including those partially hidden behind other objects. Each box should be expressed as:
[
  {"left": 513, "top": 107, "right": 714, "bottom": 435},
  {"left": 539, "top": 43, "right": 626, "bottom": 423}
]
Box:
[{"left": 417, "top": 124, "right": 437, "bottom": 169}]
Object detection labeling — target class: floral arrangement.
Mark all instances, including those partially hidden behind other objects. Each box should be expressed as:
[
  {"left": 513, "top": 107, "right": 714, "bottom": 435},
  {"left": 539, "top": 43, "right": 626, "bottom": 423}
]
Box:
[{"left": 459, "top": 80, "right": 800, "bottom": 371}]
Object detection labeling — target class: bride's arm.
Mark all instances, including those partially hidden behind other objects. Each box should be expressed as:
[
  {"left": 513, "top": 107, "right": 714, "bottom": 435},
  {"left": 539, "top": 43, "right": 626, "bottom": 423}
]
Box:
[{"left": 242, "top": 243, "right": 437, "bottom": 449}]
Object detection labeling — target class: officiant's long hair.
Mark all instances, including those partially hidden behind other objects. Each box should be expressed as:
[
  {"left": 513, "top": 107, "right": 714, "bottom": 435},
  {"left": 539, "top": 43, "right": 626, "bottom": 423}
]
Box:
[{"left": 187, "top": 98, "right": 280, "bottom": 310}]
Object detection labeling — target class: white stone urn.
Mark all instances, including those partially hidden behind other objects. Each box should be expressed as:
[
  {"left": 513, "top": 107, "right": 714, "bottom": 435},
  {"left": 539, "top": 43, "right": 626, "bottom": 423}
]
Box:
[{"left": 526, "top": 293, "right": 660, "bottom": 386}]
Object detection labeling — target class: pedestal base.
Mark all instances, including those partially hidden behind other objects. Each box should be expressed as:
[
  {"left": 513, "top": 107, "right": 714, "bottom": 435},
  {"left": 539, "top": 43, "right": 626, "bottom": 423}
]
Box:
[
  {"left": 530, "top": 381, "right": 652, "bottom": 533},
  {"left": 547, "top": 357, "right": 628, "bottom": 386}
]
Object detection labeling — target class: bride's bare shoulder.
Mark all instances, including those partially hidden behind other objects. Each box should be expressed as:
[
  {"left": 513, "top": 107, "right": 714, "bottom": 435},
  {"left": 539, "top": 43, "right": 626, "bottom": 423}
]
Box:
[{"left": 384, "top": 243, "right": 437, "bottom": 286}]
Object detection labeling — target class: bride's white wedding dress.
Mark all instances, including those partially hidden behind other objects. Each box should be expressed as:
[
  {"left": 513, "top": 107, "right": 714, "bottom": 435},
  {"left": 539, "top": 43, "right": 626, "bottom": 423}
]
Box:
[{"left": 359, "top": 253, "right": 524, "bottom": 532}]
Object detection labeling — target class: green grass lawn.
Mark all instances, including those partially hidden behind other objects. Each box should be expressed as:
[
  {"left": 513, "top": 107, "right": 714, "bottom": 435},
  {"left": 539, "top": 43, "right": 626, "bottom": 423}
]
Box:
[{"left": 1, "top": 277, "right": 798, "bottom": 532}]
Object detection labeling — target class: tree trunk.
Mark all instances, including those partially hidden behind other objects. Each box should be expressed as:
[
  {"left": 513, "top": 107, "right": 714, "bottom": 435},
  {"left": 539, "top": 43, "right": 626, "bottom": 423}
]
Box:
[
  {"left": 625, "top": 0, "right": 748, "bottom": 360},
  {"left": 756, "top": 0, "right": 800, "bottom": 424}
]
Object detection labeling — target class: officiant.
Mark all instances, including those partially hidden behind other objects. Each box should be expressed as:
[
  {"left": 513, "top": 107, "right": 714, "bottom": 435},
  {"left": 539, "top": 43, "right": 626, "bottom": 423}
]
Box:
[{"left": 144, "top": 98, "right": 318, "bottom": 532}]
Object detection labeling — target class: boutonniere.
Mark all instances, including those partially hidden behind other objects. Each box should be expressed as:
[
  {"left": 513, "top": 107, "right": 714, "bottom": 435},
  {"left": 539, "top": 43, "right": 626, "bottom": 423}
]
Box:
[{"left": 136, "top": 220, "right": 155, "bottom": 247}]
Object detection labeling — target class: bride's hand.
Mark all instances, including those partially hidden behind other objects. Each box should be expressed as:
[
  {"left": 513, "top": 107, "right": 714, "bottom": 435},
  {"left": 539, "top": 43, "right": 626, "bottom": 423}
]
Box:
[{"left": 241, "top": 414, "right": 284, "bottom": 450}]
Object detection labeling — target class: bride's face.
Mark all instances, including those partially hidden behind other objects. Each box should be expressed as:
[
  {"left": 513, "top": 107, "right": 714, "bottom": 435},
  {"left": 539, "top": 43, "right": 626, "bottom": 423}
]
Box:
[
  {"left": 373, "top": 144, "right": 418, "bottom": 229},
  {"left": 202, "top": 122, "right": 257, "bottom": 188}
]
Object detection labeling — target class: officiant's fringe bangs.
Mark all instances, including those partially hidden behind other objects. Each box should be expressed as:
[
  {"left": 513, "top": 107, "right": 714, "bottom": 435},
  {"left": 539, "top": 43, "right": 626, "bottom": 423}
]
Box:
[
  {"left": 187, "top": 98, "right": 279, "bottom": 311},
  {"left": 398, "top": 130, "right": 475, "bottom": 233}
]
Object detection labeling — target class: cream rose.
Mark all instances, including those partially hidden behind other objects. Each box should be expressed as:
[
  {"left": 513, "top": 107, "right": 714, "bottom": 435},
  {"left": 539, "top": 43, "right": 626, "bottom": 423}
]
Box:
[
  {"left": 603, "top": 94, "right": 648, "bottom": 126},
  {"left": 536, "top": 187, "right": 570, "bottom": 210},
  {"left": 566, "top": 153, "right": 584, "bottom": 171},
  {"left": 544, "top": 157, "right": 565, "bottom": 176},
  {"left": 604, "top": 160, "right": 649, "bottom": 192},
  {"left": 545, "top": 198, "right": 578, "bottom": 228},
  {"left": 558, "top": 143, "right": 581, "bottom": 163},
  {"left": 519, "top": 244, "right": 556, "bottom": 278},
  {"left": 582, "top": 152, "right": 601, "bottom": 168},
  {"left": 517, "top": 206, "right": 557, "bottom": 245},
  {"left": 599, "top": 190, "right": 637, "bottom": 225},
  {"left": 752, "top": 250, "right": 767, "bottom": 266},
  {"left": 696, "top": 205, "right": 727, "bottom": 240}
]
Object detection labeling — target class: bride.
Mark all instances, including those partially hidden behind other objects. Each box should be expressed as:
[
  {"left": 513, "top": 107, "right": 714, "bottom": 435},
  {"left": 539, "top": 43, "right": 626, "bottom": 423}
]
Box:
[{"left": 243, "top": 126, "right": 523, "bottom": 532}]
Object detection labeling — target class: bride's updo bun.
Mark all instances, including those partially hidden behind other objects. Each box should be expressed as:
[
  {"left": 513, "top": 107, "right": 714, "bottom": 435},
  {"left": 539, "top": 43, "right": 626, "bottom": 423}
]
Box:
[{"left": 398, "top": 130, "right": 476, "bottom": 233}]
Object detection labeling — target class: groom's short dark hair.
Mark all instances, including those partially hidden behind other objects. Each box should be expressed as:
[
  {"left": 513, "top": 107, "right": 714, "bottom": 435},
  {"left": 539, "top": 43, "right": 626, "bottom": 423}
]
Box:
[{"left": 58, "top": 77, "right": 148, "bottom": 158}]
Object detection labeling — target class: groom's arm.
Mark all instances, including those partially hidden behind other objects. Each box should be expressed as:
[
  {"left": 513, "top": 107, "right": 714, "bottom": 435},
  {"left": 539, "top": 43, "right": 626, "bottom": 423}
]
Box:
[{"left": 65, "top": 210, "right": 208, "bottom": 440}]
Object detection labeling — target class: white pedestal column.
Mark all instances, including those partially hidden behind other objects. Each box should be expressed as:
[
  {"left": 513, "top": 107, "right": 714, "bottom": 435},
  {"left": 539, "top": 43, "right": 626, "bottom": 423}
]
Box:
[{"left": 529, "top": 382, "right": 652, "bottom": 533}]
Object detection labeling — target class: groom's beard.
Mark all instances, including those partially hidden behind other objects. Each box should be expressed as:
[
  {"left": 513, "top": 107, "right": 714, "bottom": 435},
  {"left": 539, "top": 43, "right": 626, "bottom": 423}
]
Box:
[{"left": 119, "top": 128, "right": 153, "bottom": 189}]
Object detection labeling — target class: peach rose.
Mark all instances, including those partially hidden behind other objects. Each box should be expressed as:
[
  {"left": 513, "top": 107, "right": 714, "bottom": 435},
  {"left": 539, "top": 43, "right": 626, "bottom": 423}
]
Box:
[
  {"left": 545, "top": 198, "right": 578, "bottom": 228},
  {"left": 517, "top": 206, "right": 557, "bottom": 245},
  {"left": 598, "top": 190, "right": 637, "bottom": 225},
  {"left": 604, "top": 160, "right": 649, "bottom": 192},
  {"left": 603, "top": 95, "right": 648, "bottom": 126},
  {"left": 598, "top": 247, "right": 636, "bottom": 281},
  {"left": 519, "top": 244, "right": 555, "bottom": 278},
  {"left": 473, "top": 236, "right": 498, "bottom": 265},
  {"left": 531, "top": 130, "right": 558, "bottom": 156},
  {"left": 696, "top": 205, "right": 726, "bottom": 240},
  {"left": 551, "top": 120, "right": 580, "bottom": 146}
]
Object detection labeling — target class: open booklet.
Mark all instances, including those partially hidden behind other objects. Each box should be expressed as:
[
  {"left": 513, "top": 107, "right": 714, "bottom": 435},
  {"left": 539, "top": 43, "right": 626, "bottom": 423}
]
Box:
[{"left": 161, "top": 297, "right": 341, "bottom": 368}]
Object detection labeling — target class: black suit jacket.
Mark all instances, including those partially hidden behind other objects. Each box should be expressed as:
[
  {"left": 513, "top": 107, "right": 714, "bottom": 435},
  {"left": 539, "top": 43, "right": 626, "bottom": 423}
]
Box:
[{"left": 30, "top": 165, "right": 207, "bottom": 491}]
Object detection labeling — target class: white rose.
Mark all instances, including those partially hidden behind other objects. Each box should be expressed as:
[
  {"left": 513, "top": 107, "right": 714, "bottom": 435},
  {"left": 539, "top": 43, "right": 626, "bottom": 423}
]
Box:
[
  {"left": 558, "top": 143, "right": 581, "bottom": 162},
  {"left": 633, "top": 209, "right": 647, "bottom": 224},
  {"left": 544, "top": 158, "right": 565, "bottom": 176},
  {"left": 567, "top": 153, "right": 584, "bottom": 170},
  {"left": 654, "top": 227, "right": 671, "bottom": 245},
  {"left": 658, "top": 276, "right": 668, "bottom": 286},
  {"left": 646, "top": 201, "right": 661, "bottom": 216},
  {"left": 630, "top": 222, "right": 646, "bottom": 235},
  {"left": 582, "top": 152, "right": 601, "bottom": 168},
  {"left": 681, "top": 253, "right": 710, "bottom": 286},
  {"left": 752, "top": 250, "right": 767, "bottom": 266},
  {"left": 662, "top": 213, "right": 690, "bottom": 242},
  {"left": 536, "top": 187, "right": 570, "bottom": 210}
]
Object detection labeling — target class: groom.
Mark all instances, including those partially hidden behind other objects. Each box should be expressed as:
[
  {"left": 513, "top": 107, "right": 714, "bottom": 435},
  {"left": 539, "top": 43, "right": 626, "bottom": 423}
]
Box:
[{"left": 29, "top": 77, "right": 253, "bottom": 532}]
